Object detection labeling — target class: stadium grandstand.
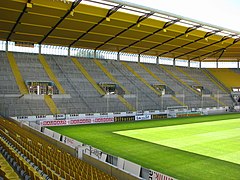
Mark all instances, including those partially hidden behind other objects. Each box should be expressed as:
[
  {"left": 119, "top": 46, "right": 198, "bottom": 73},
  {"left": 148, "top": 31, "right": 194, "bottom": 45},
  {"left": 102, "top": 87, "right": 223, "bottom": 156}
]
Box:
[{"left": 0, "top": 0, "right": 240, "bottom": 179}]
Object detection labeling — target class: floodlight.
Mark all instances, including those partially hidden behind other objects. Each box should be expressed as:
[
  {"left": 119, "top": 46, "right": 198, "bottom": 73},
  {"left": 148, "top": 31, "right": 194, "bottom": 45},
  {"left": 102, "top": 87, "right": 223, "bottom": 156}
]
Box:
[
  {"left": 70, "top": 10, "right": 74, "bottom": 16},
  {"left": 27, "top": 3, "right": 32, "bottom": 8}
]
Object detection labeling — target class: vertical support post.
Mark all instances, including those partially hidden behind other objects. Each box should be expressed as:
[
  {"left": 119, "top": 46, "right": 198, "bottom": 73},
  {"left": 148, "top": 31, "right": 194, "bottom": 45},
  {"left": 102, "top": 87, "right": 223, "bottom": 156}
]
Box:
[
  {"left": 39, "top": 44, "right": 41, "bottom": 54},
  {"left": 173, "top": 58, "right": 176, "bottom": 67},
  {"left": 136, "top": 88, "right": 138, "bottom": 111},
  {"left": 107, "top": 95, "right": 109, "bottom": 112},
  {"left": 68, "top": 47, "right": 70, "bottom": 57},
  {"left": 117, "top": 52, "right": 120, "bottom": 61},
  {"left": 216, "top": 60, "right": 219, "bottom": 68},
  {"left": 94, "top": 50, "right": 97, "bottom": 59},
  {"left": 182, "top": 90, "right": 185, "bottom": 105},
  {"left": 199, "top": 61, "right": 202, "bottom": 69},
  {"left": 138, "top": 54, "right": 140, "bottom": 63},
  {"left": 6, "top": 41, "right": 8, "bottom": 52},
  {"left": 161, "top": 96, "right": 163, "bottom": 110},
  {"left": 188, "top": 60, "right": 190, "bottom": 68},
  {"left": 156, "top": 56, "right": 159, "bottom": 65}
]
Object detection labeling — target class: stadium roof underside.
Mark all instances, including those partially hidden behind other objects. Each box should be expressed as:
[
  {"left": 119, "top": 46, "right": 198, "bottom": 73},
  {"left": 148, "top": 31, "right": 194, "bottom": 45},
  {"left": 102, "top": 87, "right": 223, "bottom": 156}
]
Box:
[{"left": 1, "top": 0, "right": 240, "bottom": 62}]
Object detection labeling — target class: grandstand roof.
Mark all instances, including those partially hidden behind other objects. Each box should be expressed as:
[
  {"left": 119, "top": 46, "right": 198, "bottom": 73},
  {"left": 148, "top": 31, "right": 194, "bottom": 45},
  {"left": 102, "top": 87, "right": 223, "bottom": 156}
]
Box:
[{"left": 1, "top": 0, "right": 240, "bottom": 61}]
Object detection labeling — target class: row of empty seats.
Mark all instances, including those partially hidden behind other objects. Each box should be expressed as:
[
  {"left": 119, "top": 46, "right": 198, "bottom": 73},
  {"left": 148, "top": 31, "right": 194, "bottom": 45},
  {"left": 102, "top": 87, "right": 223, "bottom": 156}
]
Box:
[
  {"left": 0, "top": 117, "right": 116, "bottom": 180},
  {"left": 0, "top": 51, "right": 235, "bottom": 116},
  {"left": 0, "top": 52, "right": 20, "bottom": 95},
  {"left": 0, "top": 149, "right": 19, "bottom": 180},
  {"left": 45, "top": 55, "right": 128, "bottom": 113}
]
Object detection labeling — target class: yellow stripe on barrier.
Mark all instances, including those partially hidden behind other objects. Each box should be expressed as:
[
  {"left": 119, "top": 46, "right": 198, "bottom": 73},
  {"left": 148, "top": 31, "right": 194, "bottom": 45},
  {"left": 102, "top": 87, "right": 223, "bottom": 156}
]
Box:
[
  {"left": 94, "top": 60, "right": 130, "bottom": 94},
  {"left": 122, "top": 62, "right": 162, "bottom": 96},
  {"left": 44, "top": 95, "right": 60, "bottom": 114},
  {"left": 38, "top": 55, "right": 65, "bottom": 94},
  {"left": 117, "top": 95, "right": 135, "bottom": 111},
  {"left": 202, "top": 70, "right": 227, "bottom": 93},
  {"left": 176, "top": 67, "right": 201, "bottom": 85},
  {"left": 71, "top": 58, "right": 105, "bottom": 95},
  {"left": 7, "top": 52, "right": 28, "bottom": 94},
  {"left": 140, "top": 63, "right": 185, "bottom": 106}
]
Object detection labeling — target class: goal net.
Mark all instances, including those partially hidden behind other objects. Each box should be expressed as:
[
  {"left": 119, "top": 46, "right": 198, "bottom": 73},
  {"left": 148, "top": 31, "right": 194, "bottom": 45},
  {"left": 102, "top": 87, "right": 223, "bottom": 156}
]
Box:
[
  {"left": 167, "top": 106, "right": 188, "bottom": 112},
  {"left": 167, "top": 106, "right": 188, "bottom": 118}
]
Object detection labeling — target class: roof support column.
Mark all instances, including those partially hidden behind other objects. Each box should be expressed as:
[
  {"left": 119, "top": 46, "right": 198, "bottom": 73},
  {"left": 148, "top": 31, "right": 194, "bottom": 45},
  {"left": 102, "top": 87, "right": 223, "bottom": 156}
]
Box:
[
  {"left": 138, "top": 54, "right": 140, "bottom": 63},
  {"left": 94, "top": 50, "right": 97, "bottom": 59},
  {"left": 173, "top": 58, "right": 176, "bottom": 67},
  {"left": 117, "top": 52, "right": 120, "bottom": 61},
  {"left": 188, "top": 60, "right": 190, "bottom": 68},
  {"left": 156, "top": 56, "right": 159, "bottom": 64},
  {"left": 5, "top": 41, "right": 8, "bottom": 52},
  {"left": 39, "top": 44, "right": 41, "bottom": 55},
  {"left": 199, "top": 61, "right": 202, "bottom": 69},
  {"left": 216, "top": 60, "right": 219, "bottom": 68},
  {"left": 68, "top": 47, "right": 70, "bottom": 57}
]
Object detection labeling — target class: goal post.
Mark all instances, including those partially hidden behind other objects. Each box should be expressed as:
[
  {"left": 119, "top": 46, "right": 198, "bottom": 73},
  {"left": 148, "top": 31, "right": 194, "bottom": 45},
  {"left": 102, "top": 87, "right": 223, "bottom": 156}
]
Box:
[
  {"left": 167, "top": 106, "right": 188, "bottom": 112},
  {"left": 167, "top": 106, "right": 188, "bottom": 118}
]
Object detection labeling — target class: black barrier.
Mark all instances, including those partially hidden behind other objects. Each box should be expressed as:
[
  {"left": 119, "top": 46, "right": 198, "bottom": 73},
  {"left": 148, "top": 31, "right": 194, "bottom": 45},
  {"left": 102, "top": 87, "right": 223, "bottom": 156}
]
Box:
[
  {"left": 152, "top": 114, "right": 167, "bottom": 119},
  {"left": 114, "top": 116, "right": 135, "bottom": 122}
]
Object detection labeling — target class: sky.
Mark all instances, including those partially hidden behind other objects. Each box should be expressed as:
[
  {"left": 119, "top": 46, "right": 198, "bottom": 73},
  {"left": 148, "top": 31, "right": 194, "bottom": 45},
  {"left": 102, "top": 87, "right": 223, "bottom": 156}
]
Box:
[{"left": 123, "top": 0, "right": 240, "bottom": 33}]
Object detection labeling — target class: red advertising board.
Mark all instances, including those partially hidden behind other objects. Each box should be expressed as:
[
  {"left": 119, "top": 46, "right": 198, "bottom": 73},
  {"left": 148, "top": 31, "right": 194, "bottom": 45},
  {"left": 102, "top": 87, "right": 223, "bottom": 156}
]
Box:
[
  {"left": 40, "top": 117, "right": 114, "bottom": 126},
  {"left": 93, "top": 117, "right": 114, "bottom": 123},
  {"left": 69, "top": 119, "right": 92, "bottom": 125},
  {"left": 40, "top": 120, "right": 67, "bottom": 126}
]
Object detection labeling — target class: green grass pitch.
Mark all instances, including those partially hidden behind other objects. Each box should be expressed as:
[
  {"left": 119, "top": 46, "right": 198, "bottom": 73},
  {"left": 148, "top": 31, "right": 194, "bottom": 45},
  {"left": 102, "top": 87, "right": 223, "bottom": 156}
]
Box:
[{"left": 49, "top": 114, "right": 240, "bottom": 180}]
